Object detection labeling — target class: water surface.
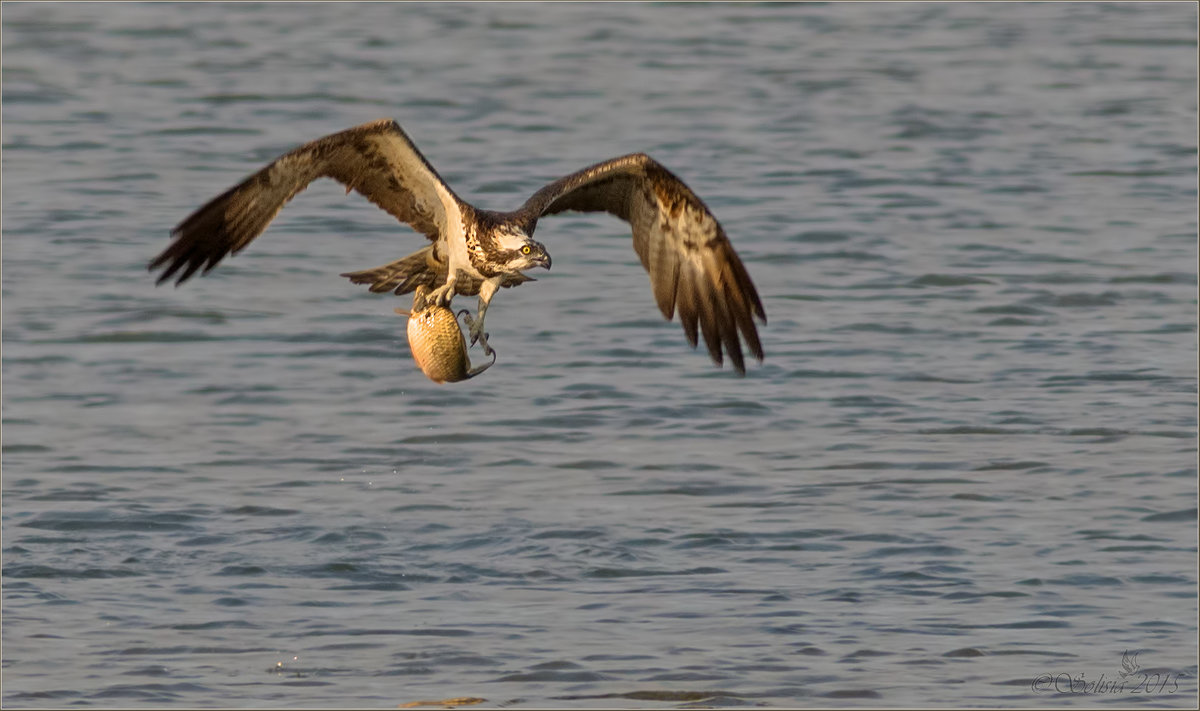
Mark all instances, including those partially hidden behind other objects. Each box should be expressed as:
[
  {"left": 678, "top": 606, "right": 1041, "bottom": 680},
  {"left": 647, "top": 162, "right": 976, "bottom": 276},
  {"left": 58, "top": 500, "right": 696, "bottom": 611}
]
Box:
[{"left": 3, "top": 2, "right": 1197, "bottom": 707}]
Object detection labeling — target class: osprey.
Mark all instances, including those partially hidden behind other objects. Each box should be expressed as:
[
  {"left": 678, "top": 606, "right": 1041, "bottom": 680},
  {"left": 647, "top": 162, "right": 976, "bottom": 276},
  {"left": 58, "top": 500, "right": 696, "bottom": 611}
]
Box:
[{"left": 150, "top": 119, "right": 765, "bottom": 372}]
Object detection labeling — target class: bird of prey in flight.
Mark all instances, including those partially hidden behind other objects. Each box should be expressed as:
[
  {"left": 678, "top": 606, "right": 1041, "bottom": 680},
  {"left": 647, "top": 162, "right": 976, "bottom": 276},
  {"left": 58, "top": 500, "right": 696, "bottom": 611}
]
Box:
[{"left": 149, "top": 119, "right": 766, "bottom": 372}]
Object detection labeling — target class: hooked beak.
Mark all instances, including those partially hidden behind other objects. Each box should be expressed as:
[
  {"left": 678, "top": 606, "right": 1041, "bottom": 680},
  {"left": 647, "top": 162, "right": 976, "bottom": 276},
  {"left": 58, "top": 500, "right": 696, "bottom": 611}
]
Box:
[{"left": 538, "top": 253, "right": 552, "bottom": 270}]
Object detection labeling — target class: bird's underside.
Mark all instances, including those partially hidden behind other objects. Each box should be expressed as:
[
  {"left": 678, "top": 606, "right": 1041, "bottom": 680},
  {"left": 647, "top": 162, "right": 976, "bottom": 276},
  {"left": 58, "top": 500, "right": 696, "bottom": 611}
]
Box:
[{"left": 150, "top": 118, "right": 766, "bottom": 373}]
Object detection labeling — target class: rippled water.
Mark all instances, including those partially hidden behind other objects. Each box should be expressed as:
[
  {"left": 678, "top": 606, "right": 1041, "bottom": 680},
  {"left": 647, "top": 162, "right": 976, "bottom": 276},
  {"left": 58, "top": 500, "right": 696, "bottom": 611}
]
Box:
[{"left": 3, "top": 2, "right": 1197, "bottom": 708}]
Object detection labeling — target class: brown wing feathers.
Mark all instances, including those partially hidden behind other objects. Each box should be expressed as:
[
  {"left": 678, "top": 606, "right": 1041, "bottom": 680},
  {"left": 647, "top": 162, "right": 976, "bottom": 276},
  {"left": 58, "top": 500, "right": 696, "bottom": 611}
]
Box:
[
  {"left": 150, "top": 119, "right": 457, "bottom": 285},
  {"left": 153, "top": 121, "right": 765, "bottom": 372},
  {"left": 520, "top": 154, "right": 766, "bottom": 373}
]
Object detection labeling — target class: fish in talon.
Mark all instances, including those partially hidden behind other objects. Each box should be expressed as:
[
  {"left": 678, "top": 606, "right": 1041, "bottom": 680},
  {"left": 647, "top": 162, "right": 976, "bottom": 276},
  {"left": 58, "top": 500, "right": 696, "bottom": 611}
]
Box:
[{"left": 396, "top": 287, "right": 495, "bottom": 384}]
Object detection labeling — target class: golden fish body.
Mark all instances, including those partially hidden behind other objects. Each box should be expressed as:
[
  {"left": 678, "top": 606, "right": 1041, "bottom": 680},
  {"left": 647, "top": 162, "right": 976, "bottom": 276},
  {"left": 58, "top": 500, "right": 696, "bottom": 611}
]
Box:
[{"left": 396, "top": 287, "right": 494, "bottom": 384}]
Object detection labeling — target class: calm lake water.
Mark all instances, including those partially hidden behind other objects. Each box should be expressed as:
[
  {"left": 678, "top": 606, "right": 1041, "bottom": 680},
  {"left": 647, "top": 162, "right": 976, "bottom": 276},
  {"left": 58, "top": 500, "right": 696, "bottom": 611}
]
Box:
[{"left": 3, "top": 2, "right": 1197, "bottom": 708}]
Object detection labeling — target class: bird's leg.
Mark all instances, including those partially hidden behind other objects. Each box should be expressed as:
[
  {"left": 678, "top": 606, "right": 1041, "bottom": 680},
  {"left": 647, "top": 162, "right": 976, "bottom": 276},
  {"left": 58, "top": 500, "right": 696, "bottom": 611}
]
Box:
[
  {"left": 459, "top": 309, "right": 493, "bottom": 358},
  {"left": 468, "top": 299, "right": 490, "bottom": 347},
  {"left": 457, "top": 311, "right": 498, "bottom": 378},
  {"left": 463, "top": 279, "right": 501, "bottom": 356}
]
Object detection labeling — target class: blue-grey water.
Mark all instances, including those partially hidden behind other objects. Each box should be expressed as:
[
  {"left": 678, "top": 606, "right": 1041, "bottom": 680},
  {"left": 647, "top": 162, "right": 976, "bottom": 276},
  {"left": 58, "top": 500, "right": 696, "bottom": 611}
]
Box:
[{"left": 2, "top": 2, "right": 1197, "bottom": 708}]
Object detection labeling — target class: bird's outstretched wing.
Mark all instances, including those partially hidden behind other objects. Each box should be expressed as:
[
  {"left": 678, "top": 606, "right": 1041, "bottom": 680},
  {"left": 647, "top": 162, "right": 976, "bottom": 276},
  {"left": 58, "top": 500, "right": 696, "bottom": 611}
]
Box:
[
  {"left": 150, "top": 118, "right": 462, "bottom": 285},
  {"left": 516, "top": 154, "right": 766, "bottom": 373}
]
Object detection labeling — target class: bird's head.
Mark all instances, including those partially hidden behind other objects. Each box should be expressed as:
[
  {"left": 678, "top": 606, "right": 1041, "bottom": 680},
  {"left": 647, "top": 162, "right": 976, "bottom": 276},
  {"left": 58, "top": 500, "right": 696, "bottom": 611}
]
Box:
[{"left": 495, "top": 227, "right": 552, "bottom": 272}]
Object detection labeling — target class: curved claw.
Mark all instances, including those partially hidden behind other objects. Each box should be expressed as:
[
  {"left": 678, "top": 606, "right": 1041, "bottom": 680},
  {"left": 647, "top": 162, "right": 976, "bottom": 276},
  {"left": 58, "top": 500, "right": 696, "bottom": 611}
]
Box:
[{"left": 464, "top": 341, "right": 497, "bottom": 379}]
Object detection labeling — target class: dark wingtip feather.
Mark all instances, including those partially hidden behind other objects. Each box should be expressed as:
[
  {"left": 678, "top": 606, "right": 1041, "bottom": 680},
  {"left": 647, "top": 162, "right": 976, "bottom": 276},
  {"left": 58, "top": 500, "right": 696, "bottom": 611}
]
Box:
[{"left": 725, "top": 330, "right": 746, "bottom": 374}]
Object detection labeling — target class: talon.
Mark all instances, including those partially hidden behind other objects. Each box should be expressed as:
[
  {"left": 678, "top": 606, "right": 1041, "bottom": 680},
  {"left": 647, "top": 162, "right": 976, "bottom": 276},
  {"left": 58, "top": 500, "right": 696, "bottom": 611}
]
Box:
[
  {"left": 472, "top": 328, "right": 493, "bottom": 357},
  {"left": 427, "top": 284, "right": 454, "bottom": 308},
  {"left": 457, "top": 310, "right": 487, "bottom": 348},
  {"left": 465, "top": 341, "right": 497, "bottom": 379}
]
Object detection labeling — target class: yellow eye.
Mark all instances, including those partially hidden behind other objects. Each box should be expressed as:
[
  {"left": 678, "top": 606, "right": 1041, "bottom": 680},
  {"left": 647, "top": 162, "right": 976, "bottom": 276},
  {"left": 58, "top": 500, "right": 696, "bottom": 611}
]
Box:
[{"left": 521, "top": 245, "right": 532, "bottom": 255}]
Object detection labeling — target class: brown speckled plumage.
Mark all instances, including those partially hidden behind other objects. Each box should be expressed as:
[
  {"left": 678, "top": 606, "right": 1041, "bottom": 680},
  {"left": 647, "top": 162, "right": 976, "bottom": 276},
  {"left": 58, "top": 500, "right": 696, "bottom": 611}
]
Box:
[{"left": 150, "top": 119, "right": 765, "bottom": 373}]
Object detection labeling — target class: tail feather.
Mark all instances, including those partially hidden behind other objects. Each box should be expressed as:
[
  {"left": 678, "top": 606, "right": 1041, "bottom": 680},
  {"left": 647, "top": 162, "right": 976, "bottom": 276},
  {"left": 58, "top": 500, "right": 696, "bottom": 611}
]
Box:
[{"left": 341, "top": 246, "right": 443, "bottom": 295}]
